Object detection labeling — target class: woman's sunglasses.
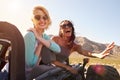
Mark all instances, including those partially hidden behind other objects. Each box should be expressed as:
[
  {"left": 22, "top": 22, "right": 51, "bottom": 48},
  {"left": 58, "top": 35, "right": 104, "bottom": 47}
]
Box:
[
  {"left": 34, "top": 15, "right": 48, "bottom": 21},
  {"left": 60, "top": 23, "right": 72, "bottom": 28}
]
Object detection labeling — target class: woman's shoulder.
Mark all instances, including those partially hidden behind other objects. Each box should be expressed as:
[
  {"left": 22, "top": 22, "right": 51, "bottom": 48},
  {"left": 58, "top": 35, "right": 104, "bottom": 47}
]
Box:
[
  {"left": 24, "top": 31, "right": 35, "bottom": 40},
  {"left": 52, "top": 36, "right": 60, "bottom": 40},
  {"left": 26, "top": 31, "right": 34, "bottom": 35},
  {"left": 24, "top": 31, "right": 34, "bottom": 37}
]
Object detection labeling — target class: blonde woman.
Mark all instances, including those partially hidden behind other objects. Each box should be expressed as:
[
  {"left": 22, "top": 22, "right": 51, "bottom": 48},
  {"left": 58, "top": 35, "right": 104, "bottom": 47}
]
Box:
[{"left": 24, "top": 5, "right": 61, "bottom": 80}]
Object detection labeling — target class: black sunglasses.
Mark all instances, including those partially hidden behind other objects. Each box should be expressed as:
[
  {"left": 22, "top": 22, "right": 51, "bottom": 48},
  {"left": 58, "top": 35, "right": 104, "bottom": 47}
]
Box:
[
  {"left": 60, "top": 23, "right": 72, "bottom": 28},
  {"left": 34, "top": 15, "right": 48, "bottom": 21}
]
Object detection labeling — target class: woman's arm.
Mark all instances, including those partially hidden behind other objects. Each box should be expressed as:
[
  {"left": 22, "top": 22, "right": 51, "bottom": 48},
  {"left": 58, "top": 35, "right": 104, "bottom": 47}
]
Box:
[
  {"left": 90, "top": 42, "right": 115, "bottom": 59},
  {"left": 52, "top": 60, "right": 78, "bottom": 74},
  {"left": 73, "top": 42, "right": 114, "bottom": 59},
  {"left": 24, "top": 32, "right": 38, "bottom": 67},
  {"left": 29, "top": 28, "right": 61, "bottom": 53},
  {"left": 71, "top": 44, "right": 92, "bottom": 57},
  {"left": 38, "top": 34, "right": 61, "bottom": 53}
]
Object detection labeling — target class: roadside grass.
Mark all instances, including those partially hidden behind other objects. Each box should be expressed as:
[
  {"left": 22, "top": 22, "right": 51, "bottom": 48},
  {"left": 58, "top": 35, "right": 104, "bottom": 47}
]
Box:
[{"left": 69, "top": 52, "right": 120, "bottom": 74}]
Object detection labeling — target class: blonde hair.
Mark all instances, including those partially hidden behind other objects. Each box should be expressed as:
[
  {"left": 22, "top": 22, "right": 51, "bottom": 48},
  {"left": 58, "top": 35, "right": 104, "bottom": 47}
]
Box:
[{"left": 33, "top": 5, "right": 51, "bottom": 27}]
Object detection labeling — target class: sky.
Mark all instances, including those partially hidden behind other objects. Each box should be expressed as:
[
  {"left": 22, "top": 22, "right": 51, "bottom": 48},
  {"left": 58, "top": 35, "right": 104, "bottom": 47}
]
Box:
[{"left": 0, "top": 0, "right": 120, "bottom": 45}]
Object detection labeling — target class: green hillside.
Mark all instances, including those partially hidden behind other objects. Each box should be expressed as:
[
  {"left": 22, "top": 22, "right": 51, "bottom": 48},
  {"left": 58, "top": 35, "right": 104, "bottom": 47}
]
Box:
[{"left": 69, "top": 52, "right": 120, "bottom": 74}]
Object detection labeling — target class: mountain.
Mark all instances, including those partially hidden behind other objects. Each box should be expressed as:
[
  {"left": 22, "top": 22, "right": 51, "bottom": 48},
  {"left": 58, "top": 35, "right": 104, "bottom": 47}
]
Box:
[{"left": 74, "top": 36, "right": 120, "bottom": 59}]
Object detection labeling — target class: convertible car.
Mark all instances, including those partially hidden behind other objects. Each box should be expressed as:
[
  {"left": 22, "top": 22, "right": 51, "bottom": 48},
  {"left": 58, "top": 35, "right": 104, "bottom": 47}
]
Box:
[
  {"left": 0, "top": 21, "right": 119, "bottom": 80},
  {"left": 0, "top": 21, "right": 25, "bottom": 80}
]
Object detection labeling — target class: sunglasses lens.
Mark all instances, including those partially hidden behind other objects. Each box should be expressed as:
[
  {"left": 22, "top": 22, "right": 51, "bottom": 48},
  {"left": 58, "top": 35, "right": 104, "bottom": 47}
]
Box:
[
  {"left": 43, "top": 16, "right": 48, "bottom": 20},
  {"left": 34, "top": 15, "right": 40, "bottom": 20},
  {"left": 62, "top": 24, "right": 67, "bottom": 27},
  {"left": 34, "top": 15, "right": 48, "bottom": 21},
  {"left": 60, "top": 23, "right": 72, "bottom": 28},
  {"left": 67, "top": 23, "right": 72, "bottom": 27}
]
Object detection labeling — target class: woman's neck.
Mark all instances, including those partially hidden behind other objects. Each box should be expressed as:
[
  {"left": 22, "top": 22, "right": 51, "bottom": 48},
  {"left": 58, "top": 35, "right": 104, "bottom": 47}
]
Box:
[
  {"left": 36, "top": 29, "right": 44, "bottom": 35},
  {"left": 62, "top": 36, "right": 70, "bottom": 42}
]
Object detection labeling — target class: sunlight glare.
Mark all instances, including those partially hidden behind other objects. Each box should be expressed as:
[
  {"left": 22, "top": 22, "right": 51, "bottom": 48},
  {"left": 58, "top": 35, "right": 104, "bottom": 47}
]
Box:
[{"left": 7, "top": 0, "right": 22, "bottom": 13}]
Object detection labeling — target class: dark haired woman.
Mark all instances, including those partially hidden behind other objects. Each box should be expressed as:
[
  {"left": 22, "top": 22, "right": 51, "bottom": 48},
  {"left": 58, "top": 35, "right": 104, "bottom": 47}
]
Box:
[{"left": 51, "top": 20, "right": 114, "bottom": 74}]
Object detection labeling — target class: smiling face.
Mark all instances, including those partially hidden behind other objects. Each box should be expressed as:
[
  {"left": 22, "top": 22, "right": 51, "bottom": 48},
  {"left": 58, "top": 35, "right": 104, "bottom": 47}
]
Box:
[
  {"left": 59, "top": 20, "right": 75, "bottom": 42},
  {"left": 32, "top": 6, "right": 51, "bottom": 32},
  {"left": 60, "top": 21, "right": 73, "bottom": 37},
  {"left": 32, "top": 10, "right": 48, "bottom": 30}
]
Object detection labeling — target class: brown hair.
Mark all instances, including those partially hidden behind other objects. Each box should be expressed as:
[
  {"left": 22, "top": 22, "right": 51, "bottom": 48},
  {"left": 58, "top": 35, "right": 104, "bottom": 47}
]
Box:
[{"left": 59, "top": 20, "right": 75, "bottom": 42}]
